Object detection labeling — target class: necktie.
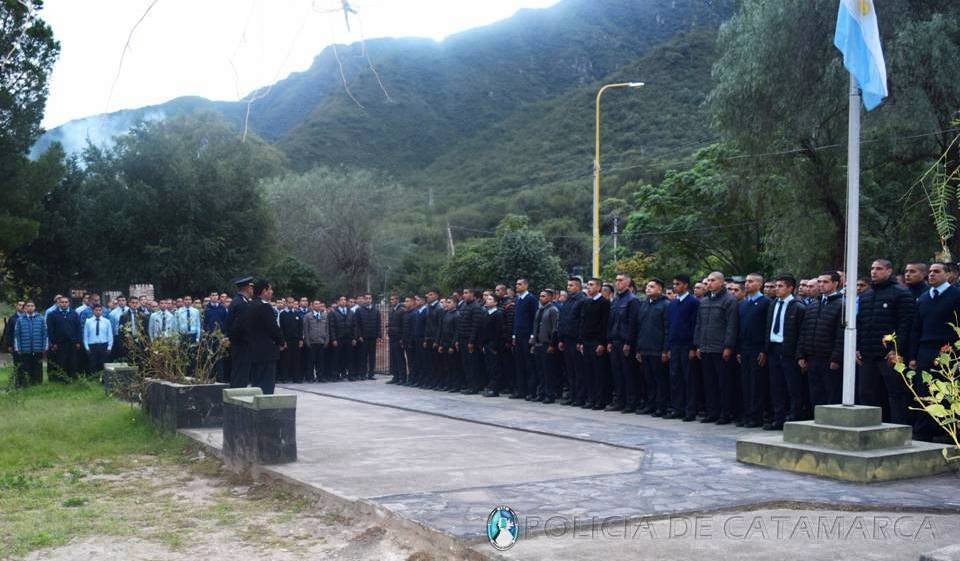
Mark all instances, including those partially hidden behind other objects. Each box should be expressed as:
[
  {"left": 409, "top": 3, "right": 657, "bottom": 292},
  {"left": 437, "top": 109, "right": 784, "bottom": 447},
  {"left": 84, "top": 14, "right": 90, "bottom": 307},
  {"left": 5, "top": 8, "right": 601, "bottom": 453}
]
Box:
[
  {"left": 161, "top": 313, "right": 166, "bottom": 331},
  {"left": 315, "top": 313, "right": 320, "bottom": 320},
  {"left": 186, "top": 309, "right": 192, "bottom": 331},
  {"left": 822, "top": 296, "right": 827, "bottom": 305},
  {"left": 933, "top": 288, "right": 940, "bottom": 300},
  {"left": 772, "top": 300, "right": 783, "bottom": 335},
  {"left": 96, "top": 317, "right": 101, "bottom": 336}
]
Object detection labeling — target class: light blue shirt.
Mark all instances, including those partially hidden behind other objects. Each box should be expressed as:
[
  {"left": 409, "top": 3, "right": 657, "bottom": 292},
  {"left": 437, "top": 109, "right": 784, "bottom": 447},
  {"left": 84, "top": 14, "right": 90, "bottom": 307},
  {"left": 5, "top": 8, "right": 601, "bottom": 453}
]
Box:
[
  {"left": 83, "top": 316, "right": 114, "bottom": 351},
  {"left": 931, "top": 281, "right": 951, "bottom": 298},
  {"left": 176, "top": 307, "right": 201, "bottom": 341},
  {"left": 108, "top": 306, "right": 127, "bottom": 335},
  {"left": 149, "top": 310, "right": 177, "bottom": 340},
  {"left": 768, "top": 294, "right": 794, "bottom": 344}
]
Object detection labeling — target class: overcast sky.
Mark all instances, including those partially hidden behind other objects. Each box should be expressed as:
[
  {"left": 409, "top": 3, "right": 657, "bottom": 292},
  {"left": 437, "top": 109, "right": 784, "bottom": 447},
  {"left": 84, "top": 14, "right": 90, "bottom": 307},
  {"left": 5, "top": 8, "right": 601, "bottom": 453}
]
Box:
[{"left": 40, "top": 0, "right": 561, "bottom": 128}]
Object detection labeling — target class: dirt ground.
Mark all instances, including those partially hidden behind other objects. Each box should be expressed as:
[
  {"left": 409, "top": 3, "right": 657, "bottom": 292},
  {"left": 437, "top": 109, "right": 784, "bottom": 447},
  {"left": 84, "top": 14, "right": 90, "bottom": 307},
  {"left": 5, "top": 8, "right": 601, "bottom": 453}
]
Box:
[{"left": 7, "top": 451, "right": 454, "bottom": 561}]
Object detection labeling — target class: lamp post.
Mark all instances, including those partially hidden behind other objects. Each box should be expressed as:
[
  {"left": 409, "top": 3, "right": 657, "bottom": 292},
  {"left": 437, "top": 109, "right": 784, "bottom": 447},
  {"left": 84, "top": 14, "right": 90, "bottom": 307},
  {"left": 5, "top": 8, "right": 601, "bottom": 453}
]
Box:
[{"left": 593, "top": 81, "right": 644, "bottom": 278}]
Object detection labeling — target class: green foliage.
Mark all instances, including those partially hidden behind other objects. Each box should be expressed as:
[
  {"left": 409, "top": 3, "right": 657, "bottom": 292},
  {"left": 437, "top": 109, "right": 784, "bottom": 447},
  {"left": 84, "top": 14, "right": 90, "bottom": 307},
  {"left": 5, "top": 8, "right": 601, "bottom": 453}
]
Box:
[
  {"left": 0, "top": 0, "right": 60, "bottom": 256},
  {"left": 8, "top": 112, "right": 284, "bottom": 296},
  {"left": 264, "top": 255, "right": 325, "bottom": 298},
  {"left": 440, "top": 239, "right": 498, "bottom": 292}
]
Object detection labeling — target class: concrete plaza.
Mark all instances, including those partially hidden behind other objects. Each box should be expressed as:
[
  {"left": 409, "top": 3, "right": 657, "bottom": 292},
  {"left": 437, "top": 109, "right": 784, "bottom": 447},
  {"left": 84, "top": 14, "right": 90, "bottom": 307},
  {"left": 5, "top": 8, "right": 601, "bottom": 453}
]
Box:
[{"left": 181, "top": 378, "right": 960, "bottom": 560}]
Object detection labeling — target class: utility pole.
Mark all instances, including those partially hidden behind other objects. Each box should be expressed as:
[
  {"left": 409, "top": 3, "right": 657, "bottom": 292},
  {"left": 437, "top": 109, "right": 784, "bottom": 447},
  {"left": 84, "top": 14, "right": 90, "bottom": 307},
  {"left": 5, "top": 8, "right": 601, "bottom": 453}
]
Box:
[{"left": 446, "top": 221, "right": 456, "bottom": 257}]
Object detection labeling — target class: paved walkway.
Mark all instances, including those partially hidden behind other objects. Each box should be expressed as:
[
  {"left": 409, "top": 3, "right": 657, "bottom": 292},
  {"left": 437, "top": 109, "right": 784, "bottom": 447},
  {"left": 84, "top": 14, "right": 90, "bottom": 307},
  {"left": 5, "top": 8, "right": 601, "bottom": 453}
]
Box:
[{"left": 182, "top": 378, "right": 959, "bottom": 557}]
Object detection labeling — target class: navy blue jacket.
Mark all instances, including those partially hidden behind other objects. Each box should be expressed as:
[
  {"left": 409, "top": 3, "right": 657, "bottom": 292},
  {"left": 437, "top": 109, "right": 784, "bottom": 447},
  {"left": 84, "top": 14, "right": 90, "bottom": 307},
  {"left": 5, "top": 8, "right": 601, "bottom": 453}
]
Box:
[
  {"left": 909, "top": 284, "right": 960, "bottom": 361},
  {"left": 47, "top": 308, "right": 82, "bottom": 344},
  {"left": 512, "top": 292, "right": 537, "bottom": 339},
  {"left": 637, "top": 296, "right": 670, "bottom": 354},
  {"left": 414, "top": 306, "right": 428, "bottom": 340},
  {"left": 738, "top": 294, "right": 771, "bottom": 354},
  {"left": 666, "top": 294, "right": 699, "bottom": 348},
  {"left": 557, "top": 291, "right": 586, "bottom": 340},
  {"left": 203, "top": 303, "right": 228, "bottom": 333},
  {"left": 608, "top": 291, "right": 640, "bottom": 343}
]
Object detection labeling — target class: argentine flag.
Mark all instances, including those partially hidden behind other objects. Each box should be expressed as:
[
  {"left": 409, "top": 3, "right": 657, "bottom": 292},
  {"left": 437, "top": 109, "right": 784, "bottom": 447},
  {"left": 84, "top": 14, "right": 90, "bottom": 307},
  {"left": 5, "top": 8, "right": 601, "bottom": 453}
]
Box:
[{"left": 834, "top": 0, "right": 888, "bottom": 110}]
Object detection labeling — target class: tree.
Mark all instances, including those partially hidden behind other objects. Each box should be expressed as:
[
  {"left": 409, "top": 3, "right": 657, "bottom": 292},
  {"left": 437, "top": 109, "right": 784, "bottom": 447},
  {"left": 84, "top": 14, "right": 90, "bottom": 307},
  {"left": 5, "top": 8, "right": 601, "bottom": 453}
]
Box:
[
  {"left": 0, "top": 0, "right": 60, "bottom": 257},
  {"left": 264, "top": 167, "right": 401, "bottom": 295},
  {"left": 10, "top": 112, "right": 284, "bottom": 296}
]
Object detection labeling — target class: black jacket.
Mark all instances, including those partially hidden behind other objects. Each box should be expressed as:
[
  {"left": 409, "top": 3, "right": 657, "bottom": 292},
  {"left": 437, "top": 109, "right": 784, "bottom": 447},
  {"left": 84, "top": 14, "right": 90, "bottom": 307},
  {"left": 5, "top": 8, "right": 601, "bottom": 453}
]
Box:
[
  {"left": 387, "top": 304, "right": 405, "bottom": 339},
  {"left": 636, "top": 296, "right": 669, "bottom": 354},
  {"left": 356, "top": 305, "right": 381, "bottom": 339},
  {"left": 909, "top": 284, "right": 960, "bottom": 361},
  {"left": 557, "top": 291, "right": 586, "bottom": 340},
  {"left": 764, "top": 297, "right": 805, "bottom": 357},
  {"left": 857, "top": 279, "right": 915, "bottom": 358},
  {"left": 401, "top": 307, "right": 417, "bottom": 347},
  {"left": 476, "top": 308, "right": 505, "bottom": 351},
  {"left": 47, "top": 308, "right": 82, "bottom": 344},
  {"left": 225, "top": 293, "right": 251, "bottom": 345},
  {"left": 241, "top": 298, "right": 284, "bottom": 361},
  {"left": 330, "top": 307, "right": 357, "bottom": 340},
  {"left": 279, "top": 309, "right": 302, "bottom": 343},
  {"left": 438, "top": 308, "right": 459, "bottom": 347},
  {"left": 798, "top": 292, "right": 845, "bottom": 363},
  {"left": 608, "top": 291, "right": 640, "bottom": 344},
  {"left": 579, "top": 295, "right": 610, "bottom": 344},
  {"left": 424, "top": 300, "right": 442, "bottom": 342},
  {"left": 456, "top": 300, "right": 482, "bottom": 342}
]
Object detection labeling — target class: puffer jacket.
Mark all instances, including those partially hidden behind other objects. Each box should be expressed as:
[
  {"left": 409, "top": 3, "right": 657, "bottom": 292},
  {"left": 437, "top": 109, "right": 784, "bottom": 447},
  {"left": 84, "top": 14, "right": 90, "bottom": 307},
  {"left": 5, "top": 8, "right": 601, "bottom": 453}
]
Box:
[
  {"left": 693, "top": 290, "right": 739, "bottom": 353},
  {"left": 856, "top": 279, "right": 914, "bottom": 358},
  {"left": 798, "top": 292, "right": 845, "bottom": 363}
]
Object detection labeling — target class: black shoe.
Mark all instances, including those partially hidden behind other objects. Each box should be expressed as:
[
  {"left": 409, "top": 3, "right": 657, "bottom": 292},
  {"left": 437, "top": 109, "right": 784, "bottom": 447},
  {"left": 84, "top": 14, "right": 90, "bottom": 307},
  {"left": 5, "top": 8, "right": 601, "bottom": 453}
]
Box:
[
  {"left": 621, "top": 407, "right": 636, "bottom": 414},
  {"left": 682, "top": 415, "right": 697, "bottom": 422},
  {"left": 763, "top": 422, "right": 784, "bottom": 431},
  {"left": 572, "top": 401, "right": 585, "bottom": 407},
  {"left": 744, "top": 421, "right": 762, "bottom": 428},
  {"left": 735, "top": 420, "right": 745, "bottom": 427},
  {"left": 447, "top": 387, "right": 461, "bottom": 393},
  {"left": 604, "top": 403, "right": 624, "bottom": 412},
  {"left": 542, "top": 397, "right": 555, "bottom": 404},
  {"left": 482, "top": 389, "right": 499, "bottom": 397},
  {"left": 715, "top": 417, "right": 731, "bottom": 425},
  {"left": 591, "top": 403, "right": 605, "bottom": 410},
  {"left": 665, "top": 411, "right": 684, "bottom": 419},
  {"left": 651, "top": 409, "right": 665, "bottom": 417},
  {"left": 637, "top": 406, "right": 655, "bottom": 415},
  {"left": 700, "top": 416, "right": 719, "bottom": 423},
  {"left": 508, "top": 393, "right": 524, "bottom": 399},
  {"left": 582, "top": 402, "right": 595, "bottom": 409},
  {"left": 559, "top": 398, "right": 573, "bottom": 405},
  {"left": 524, "top": 395, "right": 535, "bottom": 401}
]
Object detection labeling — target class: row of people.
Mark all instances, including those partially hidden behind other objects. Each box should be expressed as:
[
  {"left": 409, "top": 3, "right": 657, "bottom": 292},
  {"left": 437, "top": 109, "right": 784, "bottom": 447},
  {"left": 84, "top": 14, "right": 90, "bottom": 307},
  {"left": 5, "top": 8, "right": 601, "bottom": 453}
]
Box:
[{"left": 382, "top": 261, "right": 956, "bottom": 443}]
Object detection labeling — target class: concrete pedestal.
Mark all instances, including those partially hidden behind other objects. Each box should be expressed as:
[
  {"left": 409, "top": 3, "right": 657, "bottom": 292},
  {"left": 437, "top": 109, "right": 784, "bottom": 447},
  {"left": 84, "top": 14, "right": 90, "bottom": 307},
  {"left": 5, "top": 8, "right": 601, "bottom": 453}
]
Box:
[
  {"left": 222, "top": 388, "right": 297, "bottom": 465},
  {"left": 737, "top": 405, "right": 952, "bottom": 482},
  {"left": 103, "top": 363, "right": 138, "bottom": 401}
]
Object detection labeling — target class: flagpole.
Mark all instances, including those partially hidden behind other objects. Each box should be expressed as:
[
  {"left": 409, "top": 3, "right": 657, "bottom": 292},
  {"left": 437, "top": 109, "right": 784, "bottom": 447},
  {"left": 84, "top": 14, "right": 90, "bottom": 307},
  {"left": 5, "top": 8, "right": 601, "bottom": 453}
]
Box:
[{"left": 841, "top": 72, "right": 860, "bottom": 407}]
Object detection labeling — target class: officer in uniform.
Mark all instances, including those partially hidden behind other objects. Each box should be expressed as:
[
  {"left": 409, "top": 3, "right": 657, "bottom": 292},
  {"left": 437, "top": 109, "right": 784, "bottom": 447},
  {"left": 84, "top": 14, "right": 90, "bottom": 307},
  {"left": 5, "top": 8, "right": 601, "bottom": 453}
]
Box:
[
  {"left": 225, "top": 275, "right": 255, "bottom": 388},
  {"left": 242, "top": 279, "right": 285, "bottom": 395}
]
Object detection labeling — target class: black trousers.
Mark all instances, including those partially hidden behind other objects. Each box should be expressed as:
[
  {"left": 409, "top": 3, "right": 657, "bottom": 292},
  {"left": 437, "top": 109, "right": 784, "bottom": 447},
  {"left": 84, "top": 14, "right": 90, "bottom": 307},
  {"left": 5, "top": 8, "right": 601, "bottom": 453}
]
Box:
[
  {"left": 229, "top": 346, "right": 252, "bottom": 388},
  {"left": 561, "top": 338, "right": 581, "bottom": 402},
  {"left": 305, "top": 344, "right": 326, "bottom": 382},
  {"left": 642, "top": 353, "right": 669, "bottom": 412},
  {"left": 389, "top": 337, "right": 403, "bottom": 379},
  {"left": 700, "top": 352, "right": 736, "bottom": 419},
  {"left": 360, "top": 337, "right": 377, "bottom": 375},
  {"left": 483, "top": 344, "right": 499, "bottom": 391},
  {"left": 858, "top": 356, "right": 913, "bottom": 425},
  {"left": 669, "top": 345, "right": 689, "bottom": 414},
  {"left": 807, "top": 358, "right": 841, "bottom": 407},
  {"left": 608, "top": 341, "right": 627, "bottom": 406},
  {"left": 15, "top": 352, "right": 44, "bottom": 387},
  {"left": 280, "top": 342, "right": 301, "bottom": 382},
  {"left": 443, "top": 347, "right": 461, "bottom": 389},
  {"left": 403, "top": 344, "right": 416, "bottom": 383},
  {"left": 87, "top": 343, "right": 110, "bottom": 375},
  {"left": 914, "top": 344, "right": 948, "bottom": 441},
  {"left": 513, "top": 338, "right": 534, "bottom": 397},
  {"left": 48, "top": 343, "right": 77, "bottom": 381},
  {"left": 250, "top": 361, "right": 277, "bottom": 395},
  {"left": 767, "top": 344, "right": 803, "bottom": 425},
  {"left": 335, "top": 338, "right": 353, "bottom": 377},
  {"left": 534, "top": 344, "right": 560, "bottom": 399},
  {"left": 582, "top": 340, "right": 606, "bottom": 406},
  {"left": 739, "top": 351, "right": 767, "bottom": 424}
]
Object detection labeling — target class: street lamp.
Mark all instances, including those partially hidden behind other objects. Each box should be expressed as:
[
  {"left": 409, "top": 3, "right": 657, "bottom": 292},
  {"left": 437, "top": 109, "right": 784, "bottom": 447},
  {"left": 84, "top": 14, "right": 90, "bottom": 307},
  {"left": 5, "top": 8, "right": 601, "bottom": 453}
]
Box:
[{"left": 593, "top": 81, "right": 644, "bottom": 278}]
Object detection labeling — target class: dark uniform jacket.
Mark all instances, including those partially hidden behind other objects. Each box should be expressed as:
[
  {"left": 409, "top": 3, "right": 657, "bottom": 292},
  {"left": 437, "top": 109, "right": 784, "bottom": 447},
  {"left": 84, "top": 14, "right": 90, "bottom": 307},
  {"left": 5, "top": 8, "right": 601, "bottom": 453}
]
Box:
[
  {"left": 424, "top": 300, "right": 442, "bottom": 343},
  {"left": 637, "top": 296, "right": 669, "bottom": 354},
  {"left": 693, "top": 290, "right": 739, "bottom": 354},
  {"left": 401, "top": 307, "right": 417, "bottom": 347},
  {"left": 456, "top": 300, "right": 482, "bottom": 343},
  {"left": 909, "top": 284, "right": 960, "bottom": 362},
  {"left": 798, "top": 292, "right": 845, "bottom": 363},
  {"left": 856, "top": 278, "right": 914, "bottom": 358},
  {"left": 608, "top": 291, "right": 640, "bottom": 344},
  {"left": 557, "top": 291, "right": 586, "bottom": 340},
  {"left": 225, "top": 293, "right": 251, "bottom": 346},
  {"left": 330, "top": 307, "right": 357, "bottom": 340},
  {"left": 241, "top": 297, "right": 284, "bottom": 362},
  {"left": 203, "top": 303, "right": 228, "bottom": 333},
  {"left": 579, "top": 294, "right": 610, "bottom": 345},
  {"left": 388, "top": 303, "right": 405, "bottom": 340},
  {"left": 513, "top": 292, "right": 537, "bottom": 339},
  {"left": 738, "top": 294, "right": 771, "bottom": 354},
  {"left": 356, "top": 305, "right": 381, "bottom": 339},
  {"left": 279, "top": 309, "right": 302, "bottom": 343},
  {"left": 47, "top": 308, "right": 82, "bottom": 345},
  {"left": 438, "top": 308, "right": 459, "bottom": 348},
  {"left": 764, "top": 297, "right": 805, "bottom": 357},
  {"left": 476, "top": 307, "right": 506, "bottom": 351}
]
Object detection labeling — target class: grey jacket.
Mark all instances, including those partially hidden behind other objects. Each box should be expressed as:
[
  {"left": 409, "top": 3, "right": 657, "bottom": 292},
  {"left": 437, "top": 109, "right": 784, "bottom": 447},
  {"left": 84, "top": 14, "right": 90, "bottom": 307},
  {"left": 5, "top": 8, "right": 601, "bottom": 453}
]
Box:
[
  {"left": 692, "top": 290, "right": 739, "bottom": 353},
  {"left": 301, "top": 310, "right": 331, "bottom": 346},
  {"left": 532, "top": 304, "right": 559, "bottom": 346}
]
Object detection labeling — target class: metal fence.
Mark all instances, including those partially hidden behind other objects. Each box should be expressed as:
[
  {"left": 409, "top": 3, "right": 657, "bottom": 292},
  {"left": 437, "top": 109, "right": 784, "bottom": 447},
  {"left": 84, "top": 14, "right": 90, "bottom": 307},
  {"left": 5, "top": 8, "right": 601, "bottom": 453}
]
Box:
[{"left": 375, "top": 301, "right": 391, "bottom": 374}]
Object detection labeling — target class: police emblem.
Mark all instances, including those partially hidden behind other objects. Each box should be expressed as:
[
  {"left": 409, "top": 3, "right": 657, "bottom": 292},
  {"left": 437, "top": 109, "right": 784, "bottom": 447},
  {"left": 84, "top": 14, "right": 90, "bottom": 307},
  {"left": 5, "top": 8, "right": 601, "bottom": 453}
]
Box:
[{"left": 486, "top": 505, "right": 519, "bottom": 551}]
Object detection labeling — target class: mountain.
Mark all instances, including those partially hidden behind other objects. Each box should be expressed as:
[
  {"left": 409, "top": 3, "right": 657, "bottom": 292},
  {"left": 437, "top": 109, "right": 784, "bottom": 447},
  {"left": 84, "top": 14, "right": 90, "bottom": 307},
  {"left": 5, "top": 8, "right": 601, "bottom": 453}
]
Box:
[{"left": 35, "top": 0, "right": 732, "bottom": 196}]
